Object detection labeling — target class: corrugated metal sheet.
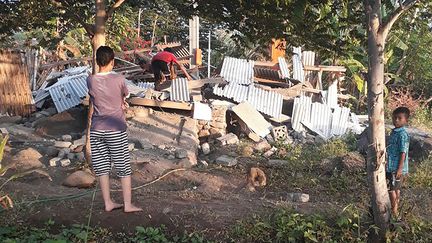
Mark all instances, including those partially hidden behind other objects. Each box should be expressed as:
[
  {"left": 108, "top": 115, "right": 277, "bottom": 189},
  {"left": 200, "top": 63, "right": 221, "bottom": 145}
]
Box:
[
  {"left": 137, "top": 82, "right": 155, "bottom": 90},
  {"left": 220, "top": 57, "right": 254, "bottom": 84},
  {"left": 292, "top": 47, "right": 304, "bottom": 82},
  {"left": 278, "top": 57, "right": 290, "bottom": 79},
  {"left": 46, "top": 74, "right": 88, "bottom": 113},
  {"left": 302, "top": 51, "right": 315, "bottom": 83},
  {"left": 291, "top": 95, "right": 312, "bottom": 132},
  {"left": 170, "top": 78, "right": 190, "bottom": 102},
  {"left": 247, "top": 85, "right": 283, "bottom": 119},
  {"left": 213, "top": 83, "right": 282, "bottom": 118},
  {"left": 309, "top": 102, "right": 332, "bottom": 139},
  {"left": 254, "top": 67, "right": 282, "bottom": 81},
  {"left": 331, "top": 106, "right": 350, "bottom": 136},
  {"left": 327, "top": 79, "right": 338, "bottom": 108},
  {"left": 172, "top": 46, "right": 191, "bottom": 60},
  {"left": 64, "top": 66, "right": 90, "bottom": 75}
]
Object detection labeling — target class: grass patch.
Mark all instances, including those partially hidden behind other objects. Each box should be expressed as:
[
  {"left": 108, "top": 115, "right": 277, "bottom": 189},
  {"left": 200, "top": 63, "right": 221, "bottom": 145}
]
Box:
[
  {"left": 411, "top": 107, "right": 432, "bottom": 133},
  {"left": 410, "top": 156, "right": 432, "bottom": 188}
]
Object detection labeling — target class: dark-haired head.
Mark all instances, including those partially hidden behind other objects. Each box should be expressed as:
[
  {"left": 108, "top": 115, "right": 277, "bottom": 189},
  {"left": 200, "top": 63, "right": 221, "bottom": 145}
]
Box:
[
  {"left": 163, "top": 47, "right": 174, "bottom": 53},
  {"left": 96, "top": 46, "right": 115, "bottom": 67},
  {"left": 392, "top": 106, "right": 410, "bottom": 128}
]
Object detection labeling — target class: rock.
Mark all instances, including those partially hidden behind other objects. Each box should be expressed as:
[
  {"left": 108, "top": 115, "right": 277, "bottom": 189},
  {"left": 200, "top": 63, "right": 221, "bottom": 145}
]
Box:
[
  {"left": 128, "top": 143, "right": 135, "bottom": 152},
  {"left": 43, "top": 107, "right": 57, "bottom": 116},
  {"left": 0, "top": 127, "right": 8, "bottom": 135},
  {"left": 73, "top": 136, "right": 86, "bottom": 147},
  {"left": 175, "top": 148, "right": 188, "bottom": 159},
  {"left": 11, "top": 148, "right": 44, "bottom": 170},
  {"left": 201, "top": 143, "right": 211, "bottom": 155},
  {"left": 0, "top": 115, "right": 22, "bottom": 124},
  {"left": 60, "top": 159, "right": 71, "bottom": 167},
  {"left": 157, "top": 144, "right": 166, "bottom": 150},
  {"left": 61, "top": 135, "right": 72, "bottom": 142},
  {"left": 167, "top": 154, "right": 175, "bottom": 160},
  {"left": 76, "top": 152, "right": 85, "bottom": 162},
  {"left": 215, "top": 155, "right": 237, "bottom": 167},
  {"left": 73, "top": 145, "right": 84, "bottom": 153},
  {"left": 67, "top": 153, "right": 76, "bottom": 160},
  {"left": 209, "top": 128, "right": 222, "bottom": 135},
  {"left": 254, "top": 140, "right": 271, "bottom": 152},
  {"left": 198, "top": 129, "right": 211, "bottom": 137},
  {"left": 263, "top": 147, "right": 278, "bottom": 158},
  {"left": 49, "top": 157, "right": 61, "bottom": 167},
  {"left": 210, "top": 122, "right": 226, "bottom": 130},
  {"left": 216, "top": 133, "right": 239, "bottom": 146},
  {"left": 199, "top": 160, "right": 209, "bottom": 167},
  {"left": 287, "top": 193, "right": 310, "bottom": 203},
  {"left": 54, "top": 141, "right": 72, "bottom": 148},
  {"left": 268, "top": 159, "right": 288, "bottom": 166},
  {"left": 58, "top": 148, "right": 71, "bottom": 159},
  {"left": 137, "top": 139, "right": 153, "bottom": 150},
  {"left": 44, "top": 146, "right": 59, "bottom": 157},
  {"left": 63, "top": 170, "right": 95, "bottom": 188}
]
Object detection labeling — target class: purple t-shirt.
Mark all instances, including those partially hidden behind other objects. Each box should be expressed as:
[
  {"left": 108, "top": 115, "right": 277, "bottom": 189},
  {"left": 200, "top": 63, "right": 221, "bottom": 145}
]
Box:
[{"left": 87, "top": 72, "right": 129, "bottom": 131}]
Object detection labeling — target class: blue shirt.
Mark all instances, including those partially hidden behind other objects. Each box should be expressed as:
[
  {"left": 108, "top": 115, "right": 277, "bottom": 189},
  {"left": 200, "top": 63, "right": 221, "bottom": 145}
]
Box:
[{"left": 387, "top": 126, "right": 409, "bottom": 174}]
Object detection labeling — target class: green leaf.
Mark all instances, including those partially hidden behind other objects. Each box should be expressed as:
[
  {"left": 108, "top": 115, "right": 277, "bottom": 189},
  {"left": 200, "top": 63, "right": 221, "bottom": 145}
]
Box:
[{"left": 353, "top": 74, "right": 365, "bottom": 93}]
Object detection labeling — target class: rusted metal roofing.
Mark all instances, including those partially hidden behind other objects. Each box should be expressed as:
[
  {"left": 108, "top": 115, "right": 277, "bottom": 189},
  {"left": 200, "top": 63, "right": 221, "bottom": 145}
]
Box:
[
  {"left": 278, "top": 57, "right": 290, "bottom": 79},
  {"left": 213, "top": 83, "right": 283, "bottom": 118},
  {"left": 172, "top": 46, "right": 191, "bottom": 60},
  {"left": 254, "top": 67, "right": 282, "bottom": 81},
  {"left": 220, "top": 57, "right": 255, "bottom": 85},
  {"left": 47, "top": 74, "right": 88, "bottom": 113},
  {"left": 170, "top": 78, "right": 190, "bottom": 102}
]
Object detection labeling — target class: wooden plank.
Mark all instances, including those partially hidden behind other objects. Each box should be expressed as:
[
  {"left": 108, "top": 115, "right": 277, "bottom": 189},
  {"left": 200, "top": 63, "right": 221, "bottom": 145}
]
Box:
[
  {"left": 303, "top": 65, "right": 346, "bottom": 72},
  {"left": 129, "top": 97, "right": 192, "bottom": 110},
  {"left": 254, "top": 77, "right": 292, "bottom": 87}
]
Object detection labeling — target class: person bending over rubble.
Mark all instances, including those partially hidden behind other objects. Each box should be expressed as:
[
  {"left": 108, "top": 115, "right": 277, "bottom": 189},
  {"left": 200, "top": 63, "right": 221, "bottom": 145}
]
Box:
[
  {"left": 87, "top": 46, "right": 142, "bottom": 213},
  {"left": 151, "top": 47, "right": 192, "bottom": 91}
]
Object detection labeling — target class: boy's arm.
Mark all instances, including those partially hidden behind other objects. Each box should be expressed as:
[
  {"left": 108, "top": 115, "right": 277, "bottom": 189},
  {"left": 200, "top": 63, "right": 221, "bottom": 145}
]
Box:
[
  {"left": 396, "top": 152, "right": 406, "bottom": 179},
  {"left": 177, "top": 63, "right": 193, "bottom": 80}
]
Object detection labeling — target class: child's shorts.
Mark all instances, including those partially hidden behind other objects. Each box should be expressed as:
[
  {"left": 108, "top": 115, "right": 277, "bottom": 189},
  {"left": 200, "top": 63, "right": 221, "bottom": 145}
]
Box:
[
  {"left": 90, "top": 130, "right": 132, "bottom": 177},
  {"left": 386, "top": 172, "right": 405, "bottom": 191}
]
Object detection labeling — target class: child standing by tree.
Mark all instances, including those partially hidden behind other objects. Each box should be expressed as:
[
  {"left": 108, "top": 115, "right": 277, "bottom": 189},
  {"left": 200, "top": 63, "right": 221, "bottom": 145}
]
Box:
[
  {"left": 87, "top": 46, "right": 142, "bottom": 213},
  {"left": 386, "top": 107, "right": 410, "bottom": 218}
]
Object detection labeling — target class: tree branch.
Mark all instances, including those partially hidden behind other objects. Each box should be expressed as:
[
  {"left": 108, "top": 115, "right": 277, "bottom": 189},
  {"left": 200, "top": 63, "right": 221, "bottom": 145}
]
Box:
[
  {"left": 105, "top": 0, "right": 126, "bottom": 21},
  {"left": 380, "top": 0, "right": 420, "bottom": 39},
  {"left": 52, "top": 0, "right": 95, "bottom": 36}
]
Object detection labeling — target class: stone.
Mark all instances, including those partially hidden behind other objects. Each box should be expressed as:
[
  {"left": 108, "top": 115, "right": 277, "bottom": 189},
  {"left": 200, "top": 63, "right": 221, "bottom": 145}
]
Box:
[
  {"left": 11, "top": 148, "right": 44, "bottom": 170},
  {"left": 58, "top": 148, "right": 71, "bottom": 159},
  {"left": 210, "top": 122, "right": 227, "bottom": 130},
  {"left": 60, "top": 159, "right": 71, "bottom": 167},
  {"left": 216, "top": 133, "right": 239, "bottom": 146},
  {"left": 287, "top": 193, "right": 310, "bottom": 203},
  {"left": 137, "top": 139, "right": 153, "bottom": 150},
  {"left": 241, "top": 145, "right": 254, "bottom": 157},
  {"left": 54, "top": 141, "right": 72, "bottom": 148},
  {"left": 67, "top": 153, "right": 76, "bottom": 160},
  {"left": 199, "top": 160, "right": 209, "bottom": 167},
  {"left": 44, "top": 107, "right": 57, "bottom": 116},
  {"left": 201, "top": 143, "right": 211, "bottom": 155},
  {"left": 157, "top": 144, "right": 166, "bottom": 150},
  {"left": 263, "top": 147, "right": 278, "bottom": 158},
  {"left": 0, "top": 115, "right": 22, "bottom": 124},
  {"left": 128, "top": 143, "right": 135, "bottom": 152},
  {"left": 215, "top": 155, "right": 237, "bottom": 167},
  {"left": 62, "top": 135, "right": 72, "bottom": 142},
  {"left": 0, "top": 127, "right": 9, "bottom": 135},
  {"left": 167, "top": 155, "right": 175, "bottom": 160},
  {"left": 175, "top": 148, "right": 188, "bottom": 159},
  {"left": 63, "top": 170, "right": 95, "bottom": 188},
  {"left": 73, "top": 145, "right": 84, "bottom": 153},
  {"left": 76, "top": 152, "right": 85, "bottom": 162},
  {"left": 49, "top": 157, "right": 61, "bottom": 167},
  {"left": 254, "top": 140, "right": 271, "bottom": 152},
  {"left": 44, "top": 146, "right": 59, "bottom": 157},
  {"left": 268, "top": 159, "right": 288, "bottom": 166},
  {"left": 198, "top": 129, "right": 211, "bottom": 137},
  {"left": 73, "top": 136, "right": 86, "bottom": 147},
  {"left": 209, "top": 128, "right": 221, "bottom": 135}
]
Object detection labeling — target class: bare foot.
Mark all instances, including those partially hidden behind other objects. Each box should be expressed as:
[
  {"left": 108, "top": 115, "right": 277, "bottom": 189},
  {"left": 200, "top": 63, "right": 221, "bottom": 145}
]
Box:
[
  {"left": 124, "top": 204, "right": 143, "bottom": 213},
  {"left": 105, "top": 201, "right": 123, "bottom": 212}
]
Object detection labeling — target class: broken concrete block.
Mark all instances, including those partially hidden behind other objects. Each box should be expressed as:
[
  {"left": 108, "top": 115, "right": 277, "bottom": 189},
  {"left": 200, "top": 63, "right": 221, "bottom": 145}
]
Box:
[
  {"left": 0, "top": 127, "right": 9, "bottom": 135},
  {"left": 201, "top": 143, "right": 211, "bottom": 155},
  {"left": 175, "top": 148, "right": 188, "bottom": 159},
  {"left": 54, "top": 141, "right": 72, "bottom": 148},
  {"left": 232, "top": 102, "right": 272, "bottom": 138},
  {"left": 62, "top": 135, "right": 72, "bottom": 142},
  {"left": 215, "top": 155, "right": 237, "bottom": 167},
  {"left": 58, "top": 148, "right": 71, "bottom": 159},
  {"left": 60, "top": 159, "right": 71, "bottom": 167},
  {"left": 193, "top": 102, "right": 212, "bottom": 121},
  {"left": 254, "top": 140, "right": 271, "bottom": 152},
  {"left": 216, "top": 133, "right": 239, "bottom": 146},
  {"left": 263, "top": 147, "right": 278, "bottom": 158},
  {"left": 63, "top": 170, "right": 95, "bottom": 188},
  {"left": 73, "top": 137, "right": 86, "bottom": 147},
  {"left": 49, "top": 157, "right": 61, "bottom": 167},
  {"left": 287, "top": 193, "right": 310, "bottom": 203},
  {"left": 272, "top": 125, "right": 288, "bottom": 141}
]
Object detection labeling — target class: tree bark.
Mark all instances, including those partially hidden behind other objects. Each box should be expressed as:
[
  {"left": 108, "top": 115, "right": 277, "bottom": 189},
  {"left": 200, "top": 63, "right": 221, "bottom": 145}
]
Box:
[{"left": 365, "top": 0, "right": 391, "bottom": 241}]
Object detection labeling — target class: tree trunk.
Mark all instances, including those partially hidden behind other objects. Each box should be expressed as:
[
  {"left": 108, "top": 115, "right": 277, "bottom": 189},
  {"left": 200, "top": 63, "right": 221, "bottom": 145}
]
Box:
[
  {"left": 366, "top": 7, "right": 391, "bottom": 241},
  {"left": 85, "top": 0, "right": 107, "bottom": 166}
]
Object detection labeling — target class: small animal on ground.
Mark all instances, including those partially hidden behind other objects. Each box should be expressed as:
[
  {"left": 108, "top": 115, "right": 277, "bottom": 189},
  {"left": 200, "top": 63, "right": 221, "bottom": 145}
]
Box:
[{"left": 247, "top": 167, "right": 267, "bottom": 192}]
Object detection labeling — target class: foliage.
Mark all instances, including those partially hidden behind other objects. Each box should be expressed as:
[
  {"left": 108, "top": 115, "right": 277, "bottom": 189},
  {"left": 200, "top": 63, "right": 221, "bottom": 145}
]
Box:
[
  {"left": 410, "top": 156, "right": 432, "bottom": 188},
  {"left": 0, "top": 223, "right": 208, "bottom": 243}
]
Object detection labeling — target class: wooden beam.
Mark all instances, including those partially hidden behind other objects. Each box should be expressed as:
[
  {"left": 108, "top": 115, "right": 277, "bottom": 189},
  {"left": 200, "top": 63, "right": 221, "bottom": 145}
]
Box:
[
  {"left": 129, "top": 97, "right": 192, "bottom": 110},
  {"left": 303, "top": 65, "right": 346, "bottom": 72},
  {"left": 254, "top": 77, "right": 292, "bottom": 87}
]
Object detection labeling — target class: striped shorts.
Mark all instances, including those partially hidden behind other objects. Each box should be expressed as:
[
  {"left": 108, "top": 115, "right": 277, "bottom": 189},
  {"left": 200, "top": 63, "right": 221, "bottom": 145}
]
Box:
[{"left": 90, "top": 130, "right": 132, "bottom": 177}]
